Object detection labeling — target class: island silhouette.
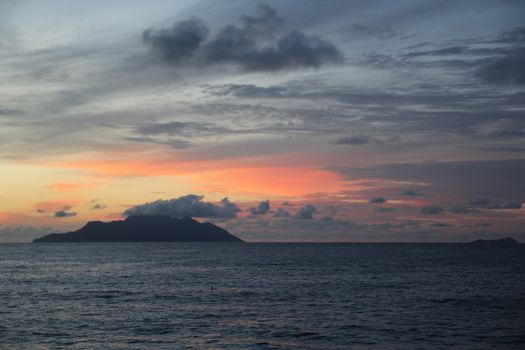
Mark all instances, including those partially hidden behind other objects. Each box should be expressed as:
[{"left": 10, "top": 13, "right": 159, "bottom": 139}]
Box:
[
  {"left": 33, "top": 215, "right": 243, "bottom": 243},
  {"left": 467, "top": 237, "right": 521, "bottom": 247}
]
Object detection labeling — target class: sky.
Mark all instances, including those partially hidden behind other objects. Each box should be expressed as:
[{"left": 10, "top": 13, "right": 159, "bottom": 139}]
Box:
[{"left": 1, "top": 0, "right": 524, "bottom": 242}]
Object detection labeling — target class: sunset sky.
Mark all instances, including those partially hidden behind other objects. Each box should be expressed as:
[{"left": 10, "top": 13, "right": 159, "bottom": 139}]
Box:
[{"left": 1, "top": 0, "right": 524, "bottom": 242}]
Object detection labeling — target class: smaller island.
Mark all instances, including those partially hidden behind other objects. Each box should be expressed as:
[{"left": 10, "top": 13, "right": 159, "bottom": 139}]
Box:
[
  {"left": 468, "top": 237, "right": 521, "bottom": 247},
  {"left": 33, "top": 215, "right": 243, "bottom": 243}
]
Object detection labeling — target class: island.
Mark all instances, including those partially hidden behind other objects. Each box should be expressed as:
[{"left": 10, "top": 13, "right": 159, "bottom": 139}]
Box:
[
  {"left": 33, "top": 215, "right": 243, "bottom": 243},
  {"left": 468, "top": 237, "right": 521, "bottom": 247}
]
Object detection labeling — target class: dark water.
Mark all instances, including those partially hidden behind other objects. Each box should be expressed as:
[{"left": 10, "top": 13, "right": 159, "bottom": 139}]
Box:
[{"left": 1, "top": 243, "right": 524, "bottom": 349}]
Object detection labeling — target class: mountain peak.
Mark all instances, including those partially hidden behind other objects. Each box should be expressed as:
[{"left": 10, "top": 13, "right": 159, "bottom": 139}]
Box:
[{"left": 34, "top": 215, "right": 243, "bottom": 243}]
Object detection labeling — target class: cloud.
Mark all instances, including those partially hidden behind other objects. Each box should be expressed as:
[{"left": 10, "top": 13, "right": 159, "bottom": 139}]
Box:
[
  {"left": 420, "top": 206, "right": 444, "bottom": 215},
  {"left": 329, "top": 159, "right": 525, "bottom": 205},
  {"left": 238, "top": 3, "right": 283, "bottom": 35},
  {"left": 401, "top": 46, "right": 470, "bottom": 58},
  {"left": 132, "top": 121, "right": 236, "bottom": 141},
  {"left": 335, "top": 135, "right": 370, "bottom": 145},
  {"left": 469, "top": 198, "right": 489, "bottom": 206},
  {"left": 224, "top": 215, "right": 487, "bottom": 242},
  {"left": 281, "top": 201, "right": 293, "bottom": 206},
  {"left": 249, "top": 200, "right": 270, "bottom": 215},
  {"left": 91, "top": 203, "right": 106, "bottom": 210},
  {"left": 376, "top": 207, "right": 393, "bottom": 212},
  {"left": 124, "top": 136, "right": 191, "bottom": 149},
  {"left": 377, "top": 220, "right": 421, "bottom": 229},
  {"left": 481, "top": 146, "right": 525, "bottom": 153},
  {"left": 335, "top": 134, "right": 401, "bottom": 146},
  {"left": 466, "top": 198, "right": 522, "bottom": 209},
  {"left": 142, "top": 4, "right": 342, "bottom": 71},
  {"left": 274, "top": 208, "right": 291, "bottom": 218},
  {"left": 494, "top": 27, "right": 525, "bottom": 45},
  {"left": 358, "top": 26, "right": 525, "bottom": 87},
  {"left": 143, "top": 17, "right": 209, "bottom": 63},
  {"left": 326, "top": 205, "right": 337, "bottom": 216},
  {"left": 429, "top": 222, "right": 454, "bottom": 227},
  {"left": 487, "top": 202, "right": 522, "bottom": 210},
  {"left": 53, "top": 208, "right": 77, "bottom": 217},
  {"left": 400, "top": 190, "right": 424, "bottom": 196},
  {"left": 0, "top": 108, "right": 25, "bottom": 116},
  {"left": 123, "top": 194, "right": 240, "bottom": 218},
  {"left": 463, "top": 222, "right": 491, "bottom": 228},
  {"left": 348, "top": 23, "right": 399, "bottom": 39},
  {"left": 449, "top": 206, "right": 476, "bottom": 214},
  {"left": 294, "top": 204, "right": 317, "bottom": 219},
  {"left": 0, "top": 225, "right": 53, "bottom": 243},
  {"left": 476, "top": 48, "right": 525, "bottom": 85},
  {"left": 208, "top": 84, "right": 289, "bottom": 98},
  {"left": 369, "top": 196, "right": 387, "bottom": 204}
]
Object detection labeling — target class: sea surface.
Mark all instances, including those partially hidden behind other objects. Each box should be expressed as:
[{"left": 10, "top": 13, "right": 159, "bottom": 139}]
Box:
[{"left": 1, "top": 243, "right": 524, "bottom": 349}]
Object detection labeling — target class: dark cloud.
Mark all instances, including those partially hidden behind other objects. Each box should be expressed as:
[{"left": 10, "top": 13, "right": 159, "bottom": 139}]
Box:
[
  {"left": 207, "top": 84, "right": 289, "bottom": 98},
  {"left": 133, "top": 121, "right": 244, "bottom": 141},
  {"left": 481, "top": 146, "right": 525, "bottom": 153},
  {"left": 449, "top": 206, "right": 476, "bottom": 214},
  {"left": 0, "top": 108, "right": 25, "bottom": 116},
  {"left": 469, "top": 198, "right": 489, "bottom": 206},
  {"left": 326, "top": 205, "right": 337, "bottom": 216},
  {"left": 420, "top": 206, "right": 444, "bottom": 215},
  {"left": 124, "top": 136, "right": 191, "bottom": 149},
  {"left": 249, "top": 200, "right": 270, "bottom": 215},
  {"left": 143, "top": 17, "right": 209, "bottom": 63},
  {"left": 281, "top": 201, "right": 293, "bottom": 206},
  {"left": 400, "top": 190, "right": 424, "bottom": 196},
  {"left": 494, "top": 27, "right": 525, "bottom": 45},
  {"left": 198, "top": 80, "right": 525, "bottom": 152},
  {"left": 123, "top": 194, "right": 240, "bottom": 218},
  {"left": 377, "top": 220, "right": 421, "bottom": 229},
  {"left": 224, "top": 210, "right": 523, "bottom": 243},
  {"left": 53, "top": 208, "right": 77, "bottom": 217},
  {"left": 329, "top": 159, "right": 525, "bottom": 204},
  {"left": 465, "top": 198, "right": 522, "bottom": 210},
  {"left": 358, "top": 26, "right": 525, "bottom": 86},
  {"left": 369, "top": 197, "right": 387, "bottom": 204},
  {"left": 463, "top": 223, "right": 491, "bottom": 228},
  {"left": 142, "top": 5, "right": 342, "bottom": 71},
  {"left": 91, "top": 203, "right": 106, "bottom": 210},
  {"left": 36, "top": 209, "right": 45, "bottom": 213},
  {"left": 476, "top": 48, "right": 525, "bottom": 85},
  {"left": 401, "top": 46, "right": 471, "bottom": 58},
  {"left": 487, "top": 202, "right": 522, "bottom": 210},
  {"left": 294, "top": 204, "right": 317, "bottom": 219},
  {"left": 485, "top": 128, "right": 525, "bottom": 140},
  {"left": 336, "top": 135, "right": 370, "bottom": 145},
  {"left": 348, "top": 23, "right": 399, "bottom": 39},
  {"left": 335, "top": 134, "right": 401, "bottom": 146},
  {"left": 274, "top": 208, "right": 291, "bottom": 218},
  {"left": 429, "top": 222, "right": 454, "bottom": 228},
  {"left": 376, "top": 207, "right": 393, "bottom": 212},
  {"left": 239, "top": 3, "right": 283, "bottom": 35}
]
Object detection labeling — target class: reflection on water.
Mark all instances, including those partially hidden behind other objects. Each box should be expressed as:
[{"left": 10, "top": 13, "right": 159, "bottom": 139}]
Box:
[{"left": 1, "top": 243, "right": 524, "bottom": 349}]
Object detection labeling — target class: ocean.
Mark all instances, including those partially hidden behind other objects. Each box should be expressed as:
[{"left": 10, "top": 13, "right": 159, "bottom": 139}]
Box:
[{"left": 1, "top": 243, "right": 524, "bottom": 349}]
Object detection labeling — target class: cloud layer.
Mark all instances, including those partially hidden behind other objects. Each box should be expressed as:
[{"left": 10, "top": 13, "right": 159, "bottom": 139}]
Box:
[
  {"left": 143, "top": 4, "right": 343, "bottom": 71},
  {"left": 123, "top": 194, "right": 241, "bottom": 218},
  {"left": 249, "top": 200, "right": 270, "bottom": 215},
  {"left": 294, "top": 204, "right": 317, "bottom": 219}
]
